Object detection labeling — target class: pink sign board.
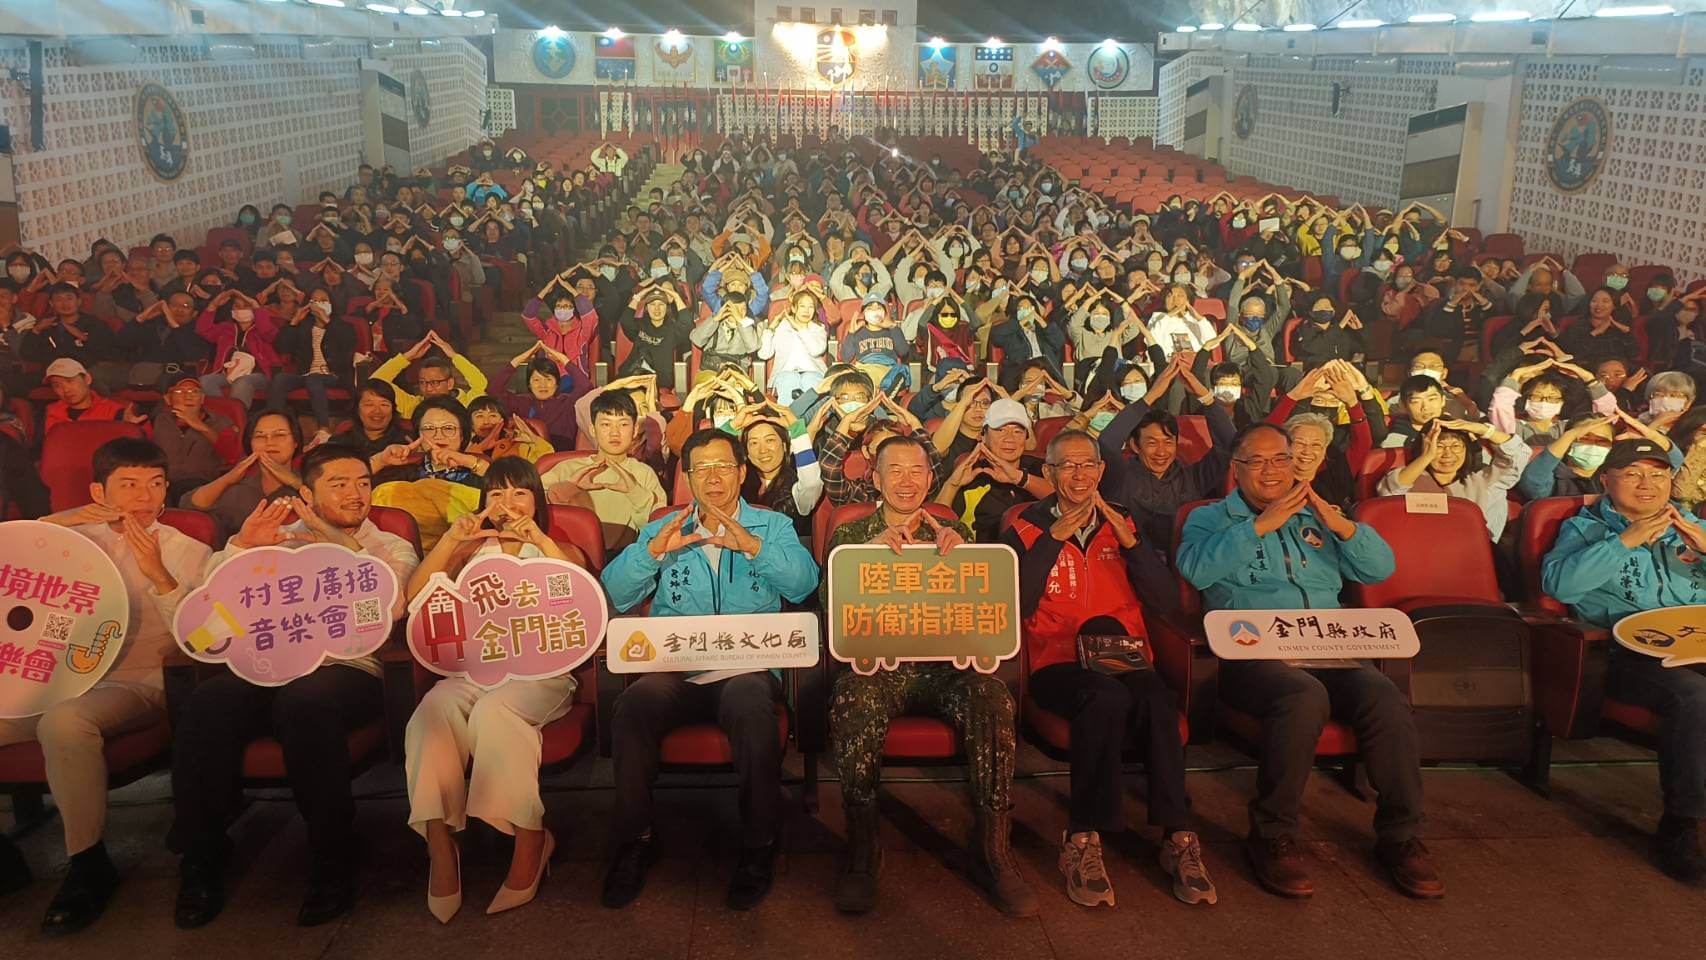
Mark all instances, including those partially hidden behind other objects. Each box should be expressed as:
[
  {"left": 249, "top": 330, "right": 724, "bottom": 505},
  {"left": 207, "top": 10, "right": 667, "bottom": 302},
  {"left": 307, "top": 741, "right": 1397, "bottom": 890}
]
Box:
[
  {"left": 0, "top": 521, "right": 131, "bottom": 719},
  {"left": 173, "top": 544, "right": 401, "bottom": 686},
  {"left": 405, "top": 554, "right": 609, "bottom": 688}
]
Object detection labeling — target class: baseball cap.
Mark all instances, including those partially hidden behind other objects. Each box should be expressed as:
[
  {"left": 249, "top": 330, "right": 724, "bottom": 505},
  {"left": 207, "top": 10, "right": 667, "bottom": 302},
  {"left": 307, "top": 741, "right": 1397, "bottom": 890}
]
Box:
[
  {"left": 158, "top": 369, "right": 201, "bottom": 393},
  {"left": 1598, "top": 438, "right": 1674, "bottom": 476},
  {"left": 43, "top": 358, "right": 88, "bottom": 381},
  {"left": 983, "top": 398, "right": 1033, "bottom": 434}
]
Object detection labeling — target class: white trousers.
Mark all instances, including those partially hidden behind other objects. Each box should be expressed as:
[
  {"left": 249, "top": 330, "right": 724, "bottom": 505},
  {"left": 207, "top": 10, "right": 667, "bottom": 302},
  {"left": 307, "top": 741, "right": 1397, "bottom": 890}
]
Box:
[
  {"left": 0, "top": 681, "right": 165, "bottom": 855},
  {"left": 404, "top": 675, "right": 576, "bottom": 836}
]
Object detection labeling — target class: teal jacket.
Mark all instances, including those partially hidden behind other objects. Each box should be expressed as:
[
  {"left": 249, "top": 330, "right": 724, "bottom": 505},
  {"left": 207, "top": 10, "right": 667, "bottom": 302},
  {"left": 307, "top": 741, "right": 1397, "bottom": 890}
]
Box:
[
  {"left": 1175, "top": 491, "right": 1396, "bottom": 611},
  {"left": 602, "top": 499, "right": 819, "bottom": 616},
  {"left": 1540, "top": 497, "right": 1706, "bottom": 628}
]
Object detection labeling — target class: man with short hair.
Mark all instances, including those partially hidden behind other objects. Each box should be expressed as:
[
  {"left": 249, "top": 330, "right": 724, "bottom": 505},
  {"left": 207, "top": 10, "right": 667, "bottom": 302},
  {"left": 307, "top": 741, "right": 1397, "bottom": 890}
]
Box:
[
  {"left": 372, "top": 331, "right": 487, "bottom": 419},
  {"left": 25, "top": 283, "right": 118, "bottom": 386},
  {"left": 936, "top": 398, "right": 1053, "bottom": 543},
  {"left": 168, "top": 445, "right": 420, "bottom": 929},
  {"left": 1004, "top": 430, "right": 1214, "bottom": 908},
  {"left": 1381, "top": 374, "right": 1448, "bottom": 449},
  {"left": 542, "top": 389, "right": 666, "bottom": 551},
  {"left": 0, "top": 438, "right": 210, "bottom": 934},
  {"left": 151, "top": 373, "right": 240, "bottom": 501},
  {"left": 1177, "top": 424, "right": 1440, "bottom": 900},
  {"left": 599, "top": 429, "right": 818, "bottom": 912},
  {"left": 41, "top": 359, "right": 136, "bottom": 434},
  {"left": 1542, "top": 438, "right": 1706, "bottom": 883},
  {"left": 825, "top": 434, "right": 1033, "bottom": 917}
]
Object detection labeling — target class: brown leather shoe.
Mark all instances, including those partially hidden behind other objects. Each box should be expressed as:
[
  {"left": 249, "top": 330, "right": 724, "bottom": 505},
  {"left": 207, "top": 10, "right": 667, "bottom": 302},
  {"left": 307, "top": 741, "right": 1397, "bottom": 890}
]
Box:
[
  {"left": 1378, "top": 838, "right": 1445, "bottom": 899},
  {"left": 1246, "top": 834, "right": 1313, "bottom": 899}
]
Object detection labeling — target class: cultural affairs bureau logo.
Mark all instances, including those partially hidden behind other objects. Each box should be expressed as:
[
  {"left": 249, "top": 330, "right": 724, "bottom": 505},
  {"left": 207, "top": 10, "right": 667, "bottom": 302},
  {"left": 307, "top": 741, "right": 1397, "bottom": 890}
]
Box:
[
  {"left": 1545, "top": 97, "right": 1610, "bottom": 194},
  {"left": 135, "top": 83, "right": 188, "bottom": 182}
]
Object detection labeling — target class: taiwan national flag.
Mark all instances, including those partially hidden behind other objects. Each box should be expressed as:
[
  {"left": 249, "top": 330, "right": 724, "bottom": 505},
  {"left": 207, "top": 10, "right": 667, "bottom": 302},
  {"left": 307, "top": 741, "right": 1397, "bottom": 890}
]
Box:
[{"left": 595, "top": 35, "right": 636, "bottom": 81}]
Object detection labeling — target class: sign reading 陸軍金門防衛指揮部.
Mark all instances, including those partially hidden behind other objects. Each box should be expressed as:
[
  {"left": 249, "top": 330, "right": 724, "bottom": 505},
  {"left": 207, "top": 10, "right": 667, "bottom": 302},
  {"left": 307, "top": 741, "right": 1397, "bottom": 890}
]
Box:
[
  {"left": 827, "top": 543, "right": 1020, "bottom": 676},
  {"left": 173, "top": 543, "right": 400, "bottom": 687},
  {"left": 1205, "top": 608, "right": 1420, "bottom": 662},
  {"left": 607, "top": 612, "right": 819, "bottom": 674},
  {"left": 407, "top": 553, "right": 608, "bottom": 688},
  {"left": 0, "top": 521, "right": 131, "bottom": 719}
]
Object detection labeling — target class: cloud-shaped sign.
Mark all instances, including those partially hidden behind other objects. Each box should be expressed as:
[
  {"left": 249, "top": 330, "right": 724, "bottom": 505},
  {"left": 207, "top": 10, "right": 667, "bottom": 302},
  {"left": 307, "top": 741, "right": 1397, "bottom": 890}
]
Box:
[
  {"left": 405, "top": 553, "right": 608, "bottom": 689},
  {"left": 1614, "top": 605, "right": 1706, "bottom": 667},
  {"left": 0, "top": 520, "right": 132, "bottom": 718},
  {"left": 173, "top": 543, "right": 400, "bottom": 686}
]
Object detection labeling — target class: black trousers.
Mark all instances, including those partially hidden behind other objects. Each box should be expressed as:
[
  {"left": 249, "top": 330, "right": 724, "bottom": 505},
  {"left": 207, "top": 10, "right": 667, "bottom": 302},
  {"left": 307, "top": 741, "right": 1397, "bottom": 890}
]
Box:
[
  {"left": 1217, "top": 661, "right": 1423, "bottom": 843},
  {"left": 1028, "top": 663, "right": 1191, "bottom": 835},
  {"left": 611, "top": 672, "right": 783, "bottom": 849},
  {"left": 168, "top": 665, "right": 383, "bottom": 865}
]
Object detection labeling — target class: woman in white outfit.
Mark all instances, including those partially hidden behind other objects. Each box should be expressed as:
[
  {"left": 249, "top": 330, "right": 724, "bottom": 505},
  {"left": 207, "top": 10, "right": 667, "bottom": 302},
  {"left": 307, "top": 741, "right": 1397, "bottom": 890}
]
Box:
[{"left": 404, "top": 456, "right": 590, "bottom": 922}]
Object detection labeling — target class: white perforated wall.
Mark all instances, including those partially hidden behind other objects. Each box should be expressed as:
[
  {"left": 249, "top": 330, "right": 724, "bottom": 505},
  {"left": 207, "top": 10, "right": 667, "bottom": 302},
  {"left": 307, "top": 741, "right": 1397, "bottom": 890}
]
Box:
[{"left": 1156, "top": 51, "right": 1225, "bottom": 149}]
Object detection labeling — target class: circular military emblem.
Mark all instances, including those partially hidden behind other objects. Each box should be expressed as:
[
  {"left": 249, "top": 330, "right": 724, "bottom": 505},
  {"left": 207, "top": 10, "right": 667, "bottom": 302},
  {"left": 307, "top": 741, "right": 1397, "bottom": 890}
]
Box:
[
  {"left": 1233, "top": 84, "right": 1258, "bottom": 140},
  {"left": 532, "top": 32, "right": 577, "bottom": 79},
  {"left": 135, "top": 82, "right": 189, "bottom": 182},
  {"left": 410, "top": 69, "right": 431, "bottom": 127},
  {"left": 1086, "top": 44, "right": 1130, "bottom": 90},
  {"left": 816, "top": 27, "right": 858, "bottom": 83},
  {"left": 1545, "top": 97, "right": 1610, "bottom": 193}
]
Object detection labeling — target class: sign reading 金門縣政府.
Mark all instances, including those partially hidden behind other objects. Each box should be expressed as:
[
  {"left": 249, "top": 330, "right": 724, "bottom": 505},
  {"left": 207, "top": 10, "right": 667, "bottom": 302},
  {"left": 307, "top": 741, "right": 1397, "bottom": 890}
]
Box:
[
  {"left": 0, "top": 521, "right": 131, "bottom": 719},
  {"left": 607, "top": 612, "right": 819, "bottom": 674},
  {"left": 1613, "top": 605, "right": 1706, "bottom": 667},
  {"left": 826, "top": 543, "right": 1020, "bottom": 676},
  {"left": 407, "top": 554, "right": 609, "bottom": 688},
  {"left": 173, "top": 543, "right": 400, "bottom": 687},
  {"left": 1204, "top": 609, "right": 1420, "bottom": 662}
]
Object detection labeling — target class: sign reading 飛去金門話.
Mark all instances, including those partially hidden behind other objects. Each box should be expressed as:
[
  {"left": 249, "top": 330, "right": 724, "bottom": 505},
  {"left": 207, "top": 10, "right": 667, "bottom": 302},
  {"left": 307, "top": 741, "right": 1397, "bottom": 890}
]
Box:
[
  {"left": 0, "top": 521, "right": 131, "bottom": 719},
  {"left": 407, "top": 554, "right": 609, "bottom": 688},
  {"left": 1614, "top": 605, "right": 1706, "bottom": 667},
  {"left": 173, "top": 544, "right": 400, "bottom": 687},
  {"left": 607, "top": 612, "right": 819, "bottom": 674},
  {"left": 827, "top": 543, "right": 1020, "bottom": 676},
  {"left": 1204, "top": 609, "right": 1420, "bottom": 662}
]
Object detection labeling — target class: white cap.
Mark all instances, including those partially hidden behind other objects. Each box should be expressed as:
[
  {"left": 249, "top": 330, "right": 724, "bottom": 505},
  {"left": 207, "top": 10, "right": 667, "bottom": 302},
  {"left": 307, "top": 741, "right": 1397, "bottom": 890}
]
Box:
[
  {"left": 43, "top": 358, "right": 88, "bottom": 381},
  {"left": 983, "top": 397, "right": 1033, "bottom": 433}
]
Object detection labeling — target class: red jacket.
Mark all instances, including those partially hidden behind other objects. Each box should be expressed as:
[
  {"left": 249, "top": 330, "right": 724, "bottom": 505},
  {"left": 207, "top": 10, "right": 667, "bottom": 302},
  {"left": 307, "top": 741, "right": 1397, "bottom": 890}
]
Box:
[
  {"left": 44, "top": 394, "right": 127, "bottom": 435},
  {"left": 1003, "top": 499, "right": 1155, "bottom": 673}
]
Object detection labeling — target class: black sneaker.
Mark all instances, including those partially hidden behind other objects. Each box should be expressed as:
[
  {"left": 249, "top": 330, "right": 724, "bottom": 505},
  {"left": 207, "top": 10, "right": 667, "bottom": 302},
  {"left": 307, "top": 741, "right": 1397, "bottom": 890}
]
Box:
[
  {"left": 601, "top": 838, "right": 655, "bottom": 909},
  {"left": 1655, "top": 816, "right": 1706, "bottom": 885},
  {"left": 174, "top": 857, "right": 226, "bottom": 930},
  {"left": 41, "top": 851, "right": 119, "bottom": 936},
  {"left": 726, "top": 843, "right": 776, "bottom": 912}
]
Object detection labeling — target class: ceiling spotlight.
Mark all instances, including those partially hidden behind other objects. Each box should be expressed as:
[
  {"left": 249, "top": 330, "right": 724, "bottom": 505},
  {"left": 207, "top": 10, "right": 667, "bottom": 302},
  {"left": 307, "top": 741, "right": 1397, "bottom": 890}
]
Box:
[
  {"left": 986, "top": 37, "right": 1004, "bottom": 47},
  {"left": 723, "top": 31, "right": 743, "bottom": 42},
  {"left": 1337, "top": 18, "right": 1385, "bottom": 27},
  {"left": 604, "top": 27, "right": 626, "bottom": 39},
  {"left": 1198, "top": 22, "right": 1226, "bottom": 31},
  {"left": 1175, "top": 25, "right": 1198, "bottom": 32},
  {"left": 365, "top": 2, "right": 400, "bottom": 11},
  {"left": 1592, "top": 3, "right": 1674, "bottom": 14},
  {"left": 1406, "top": 12, "right": 1458, "bottom": 22},
  {"left": 1231, "top": 22, "right": 1264, "bottom": 31}
]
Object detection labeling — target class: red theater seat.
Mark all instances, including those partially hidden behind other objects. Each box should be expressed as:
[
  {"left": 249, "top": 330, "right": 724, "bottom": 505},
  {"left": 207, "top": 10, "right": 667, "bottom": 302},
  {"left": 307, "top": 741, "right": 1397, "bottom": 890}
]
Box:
[{"left": 41, "top": 421, "right": 147, "bottom": 511}]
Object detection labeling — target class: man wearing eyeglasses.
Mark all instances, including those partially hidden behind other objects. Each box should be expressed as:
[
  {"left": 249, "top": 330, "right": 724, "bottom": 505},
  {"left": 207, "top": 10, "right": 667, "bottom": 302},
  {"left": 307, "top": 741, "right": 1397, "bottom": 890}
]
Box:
[
  {"left": 1542, "top": 439, "right": 1706, "bottom": 884},
  {"left": 1003, "top": 429, "right": 1216, "bottom": 909},
  {"left": 822, "top": 434, "right": 1032, "bottom": 917},
  {"left": 372, "top": 330, "right": 487, "bottom": 419},
  {"left": 1176, "top": 423, "right": 1441, "bottom": 901},
  {"left": 599, "top": 428, "right": 818, "bottom": 913}
]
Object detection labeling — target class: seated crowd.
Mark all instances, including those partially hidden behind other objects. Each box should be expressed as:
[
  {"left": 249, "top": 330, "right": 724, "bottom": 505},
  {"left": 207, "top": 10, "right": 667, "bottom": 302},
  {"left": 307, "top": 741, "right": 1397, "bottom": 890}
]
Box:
[{"left": 1, "top": 128, "right": 1704, "bottom": 940}]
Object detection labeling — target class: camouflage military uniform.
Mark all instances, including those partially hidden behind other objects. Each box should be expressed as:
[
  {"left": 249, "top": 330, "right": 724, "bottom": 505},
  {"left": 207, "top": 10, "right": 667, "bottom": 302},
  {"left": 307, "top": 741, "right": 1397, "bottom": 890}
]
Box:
[{"left": 825, "top": 509, "right": 1016, "bottom": 811}]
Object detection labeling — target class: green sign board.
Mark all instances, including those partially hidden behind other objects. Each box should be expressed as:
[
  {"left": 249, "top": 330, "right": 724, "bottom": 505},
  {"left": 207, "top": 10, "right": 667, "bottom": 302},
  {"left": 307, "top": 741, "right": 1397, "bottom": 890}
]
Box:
[{"left": 825, "top": 543, "right": 1021, "bottom": 675}]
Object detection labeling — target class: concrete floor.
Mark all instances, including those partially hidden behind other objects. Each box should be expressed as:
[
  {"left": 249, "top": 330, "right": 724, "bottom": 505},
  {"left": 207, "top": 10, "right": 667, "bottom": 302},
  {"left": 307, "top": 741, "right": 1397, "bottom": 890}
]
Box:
[{"left": 2, "top": 737, "right": 1702, "bottom": 959}]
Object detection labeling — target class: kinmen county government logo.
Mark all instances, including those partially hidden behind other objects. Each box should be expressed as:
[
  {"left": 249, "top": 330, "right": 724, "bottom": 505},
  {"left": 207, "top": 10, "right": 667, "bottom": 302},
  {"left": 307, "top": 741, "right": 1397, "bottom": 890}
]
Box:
[
  {"left": 1545, "top": 97, "right": 1610, "bottom": 194},
  {"left": 135, "top": 82, "right": 189, "bottom": 182}
]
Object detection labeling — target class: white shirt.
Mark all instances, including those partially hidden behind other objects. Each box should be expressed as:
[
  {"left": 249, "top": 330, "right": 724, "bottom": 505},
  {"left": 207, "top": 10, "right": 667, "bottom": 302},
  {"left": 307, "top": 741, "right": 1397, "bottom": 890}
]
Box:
[
  {"left": 1146, "top": 311, "right": 1217, "bottom": 360},
  {"left": 759, "top": 319, "right": 830, "bottom": 378},
  {"left": 73, "top": 521, "right": 211, "bottom": 688},
  {"left": 201, "top": 517, "right": 420, "bottom": 678}
]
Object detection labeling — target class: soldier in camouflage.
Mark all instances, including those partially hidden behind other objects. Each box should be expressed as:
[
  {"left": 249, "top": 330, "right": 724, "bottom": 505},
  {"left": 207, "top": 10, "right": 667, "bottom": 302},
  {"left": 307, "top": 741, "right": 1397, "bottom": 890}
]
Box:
[{"left": 824, "top": 433, "right": 1036, "bottom": 918}]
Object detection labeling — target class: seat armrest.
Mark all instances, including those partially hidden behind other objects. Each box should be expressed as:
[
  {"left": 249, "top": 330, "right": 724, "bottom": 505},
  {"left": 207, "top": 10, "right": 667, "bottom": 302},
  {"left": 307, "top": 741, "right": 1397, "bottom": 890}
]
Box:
[
  {"left": 378, "top": 639, "right": 421, "bottom": 764},
  {"left": 595, "top": 654, "right": 623, "bottom": 757},
  {"left": 794, "top": 658, "right": 831, "bottom": 755},
  {"left": 1526, "top": 618, "right": 1609, "bottom": 740},
  {"left": 1149, "top": 612, "right": 1218, "bottom": 744}
]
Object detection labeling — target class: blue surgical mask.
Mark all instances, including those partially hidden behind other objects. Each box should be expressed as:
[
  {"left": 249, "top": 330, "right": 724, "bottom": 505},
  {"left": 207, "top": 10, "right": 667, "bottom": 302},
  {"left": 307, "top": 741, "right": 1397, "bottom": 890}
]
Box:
[
  {"left": 1120, "top": 382, "right": 1145, "bottom": 402},
  {"left": 1089, "top": 412, "right": 1116, "bottom": 432},
  {"left": 1565, "top": 443, "right": 1610, "bottom": 471},
  {"left": 1605, "top": 275, "right": 1629, "bottom": 291}
]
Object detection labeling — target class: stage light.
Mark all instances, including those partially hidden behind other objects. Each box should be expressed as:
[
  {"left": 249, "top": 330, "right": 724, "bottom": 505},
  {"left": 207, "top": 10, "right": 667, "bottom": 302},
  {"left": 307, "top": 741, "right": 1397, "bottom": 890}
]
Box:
[
  {"left": 663, "top": 28, "right": 684, "bottom": 44},
  {"left": 1283, "top": 23, "right": 1317, "bottom": 31},
  {"left": 723, "top": 31, "right": 743, "bottom": 42},
  {"left": 1337, "top": 18, "right": 1385, "bottom": 27},
  {"left": 539, "top": 25, "right": 564, "bottom": 37},
  {"left": 927, "top": 36, "right": 946, "bottom": 48},
  {"left": 986, "top": 37, "right": 1003, "bottom": 47},
  {"left": 1175, "top": 25, "right": 1198, "bottom": 32},
  {"left": 1100, "top": 38, "right": 1120, "bottom": 48},
  {"left": 1231, "top": 22, "right": 1263, "bottom": 31},
  {"left": 1042, "top": 37, "right": 1062, "bottom": 51},
  {"left": 364, "top": 2, "right": 399, "bottom": 11},
  {"left": 1198, "top": 23, "right": 1226, "bottom": 31},
  {"left": 402, "top": 4, "right": 430, "bottom": 14},
  {"left": 439, "top": 8, "right": 463, "bottom": 15},
  {"left": 463, "top": 8, "right": 483, "bottom": 15},
  {"left": 1593, "top": 4, "right": 1674, "bottom": 14},
  {"left": 306, "top": 0, "right": 347, "bottom": 7},
  {"left": 604, "top": 27, "right": 626, "bottom": 39},
  {"left": 1470, "top": 10, "right": 1531, "bottom": 21},
  {"left": 1407, "top": 12, "right": 1457, "bottom": 22}
]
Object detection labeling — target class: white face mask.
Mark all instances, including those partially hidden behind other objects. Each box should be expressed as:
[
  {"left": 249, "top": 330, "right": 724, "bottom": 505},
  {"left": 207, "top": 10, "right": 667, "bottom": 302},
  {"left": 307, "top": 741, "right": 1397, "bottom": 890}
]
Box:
[
  {"left": 1526, "top": 399, "right": 1563, "bottom": 420},
  {"left": 1410, "top": 368, "right": 1444, "bottom": 382},
  {"left": 838, "top": 399, "right": 866, "bottom": 415},
  {"left": 650, "top": 265, "right": 669, "bottom": 279},
  {"left": 448, "top": 215, "right": 466, "bottom": 228},
  {"left": 442, "top": 238, "right": 461, "bottom": 252},
  {"left": 354, "top": 252, "right": 374, "bottom": 266},
  {"left": 1214, "top": 385, "right": 1242, "bottom": 403},
  {"left": 1651, "top": 395, "right": 1690, "bottom": 414},
  {"left": 6, "top": 266, "right": 28, "bottom": 282},
  {"left": 1071, "top": 258, "right": 1087, "bottom": 271},
  {"left": 601, "top": 266, "right": 617, "bottom": 280},
  {"left": 926, "top": 285, "right": 945, "bottom": 299},
  {"left": 311, "top": 300, "right": 332, "bottom": 317},
  {"left": 1089, "top": 312, "right": 1111, "bottom": 331},
  {"left": 1120, "top": 382, "right": 1146, "bottom": 401},
  {"left": 1030, "top": 268, "right": 1049, "bottom": 283}
]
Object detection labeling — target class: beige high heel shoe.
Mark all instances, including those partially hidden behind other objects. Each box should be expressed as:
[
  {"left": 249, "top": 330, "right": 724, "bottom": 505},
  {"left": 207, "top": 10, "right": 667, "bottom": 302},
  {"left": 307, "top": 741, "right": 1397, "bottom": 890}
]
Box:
[
  {"left": 487, "top": 830, "right": 554, "bottom": 915},
  {"left": 427, "top": 843, "right": 461, "bottom": 924}
]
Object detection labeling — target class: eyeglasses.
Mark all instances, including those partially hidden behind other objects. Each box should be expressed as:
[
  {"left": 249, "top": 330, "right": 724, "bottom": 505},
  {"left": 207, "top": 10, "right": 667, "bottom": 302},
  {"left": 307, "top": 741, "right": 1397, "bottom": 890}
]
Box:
[
  {"left": 419, "top": 424, "right": 461, "bottom": 437},
  {"left": 1048, "top": 460, "right": 1101, "bottom": 473},
  {"left": 967, "top": 397, "right": 994, "bottom": 410},
  {"left": 1233, "top": 454, "right": 1294, "bottom": 471},
  {"left": 418, "top": 377, "right": 453, "bottom": 389},
  {"left": 689, "top": 461, "right": 739, "bottom": 477},
  {"left": 1612, "top": 470, "right": 1672, "bottom": 485}
]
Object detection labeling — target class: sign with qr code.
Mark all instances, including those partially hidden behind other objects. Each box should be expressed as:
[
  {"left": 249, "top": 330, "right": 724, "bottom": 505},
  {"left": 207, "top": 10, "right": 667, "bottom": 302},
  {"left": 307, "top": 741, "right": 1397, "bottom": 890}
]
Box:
[
  {"left": 173, "top": 543, "right": 401, "bottom": 686},
  {"left": 406, "top": 554, "right": 609, "bottom": 688},
  {"left": 0, "top": 521, "right": 131, "bottom": 718}
]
